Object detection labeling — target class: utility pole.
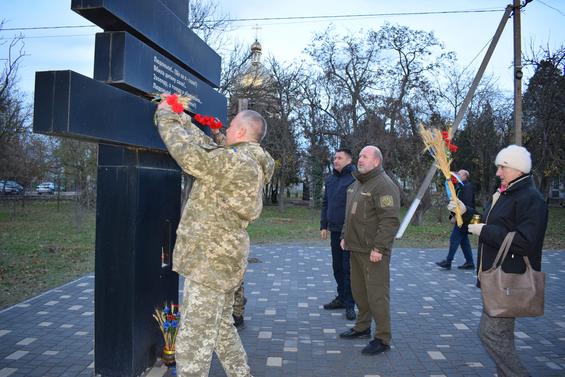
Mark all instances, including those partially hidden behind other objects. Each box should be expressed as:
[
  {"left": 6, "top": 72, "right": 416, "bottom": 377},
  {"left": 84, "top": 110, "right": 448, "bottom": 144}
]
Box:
[{"left": 513, "top": 0, "right": 523, "bottom": 145}]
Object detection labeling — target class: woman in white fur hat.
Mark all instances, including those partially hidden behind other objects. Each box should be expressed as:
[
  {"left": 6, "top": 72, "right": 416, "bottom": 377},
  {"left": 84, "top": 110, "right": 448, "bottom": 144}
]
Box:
[{"left": 468, "top": 144, "right": 548, "bottom": 377}]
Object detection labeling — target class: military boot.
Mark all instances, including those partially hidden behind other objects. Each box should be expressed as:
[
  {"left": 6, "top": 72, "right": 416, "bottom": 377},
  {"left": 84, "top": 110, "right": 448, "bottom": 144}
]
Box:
[{"left": 233, "top": 315, "right": 245, "bottom": 330}]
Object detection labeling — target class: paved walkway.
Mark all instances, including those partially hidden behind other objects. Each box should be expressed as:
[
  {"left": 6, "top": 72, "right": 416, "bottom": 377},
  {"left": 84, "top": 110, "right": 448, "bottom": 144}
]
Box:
[{"left": 1, "top": 243, "right": 564, "bottom": 377}]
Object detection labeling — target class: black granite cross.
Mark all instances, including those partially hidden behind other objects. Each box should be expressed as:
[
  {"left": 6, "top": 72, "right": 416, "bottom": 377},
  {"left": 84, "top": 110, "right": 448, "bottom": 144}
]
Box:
[{"left": 32, "top": 1, "right": 227, "bottom": 375}]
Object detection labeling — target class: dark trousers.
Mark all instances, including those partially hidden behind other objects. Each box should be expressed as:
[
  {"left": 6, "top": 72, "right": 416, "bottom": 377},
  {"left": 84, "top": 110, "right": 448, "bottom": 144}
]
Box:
[
  {"left": 330, "top": 231, "right": 355, "bottom": 309},
  {"left": 350, "top": 251, "right": 391, "bottom": 345},
  {"left": 446, "top": 225, "right": 474, "bottom": 264},
  {"left": 479, "top": 311, "right": 529, "bottom": 377}
]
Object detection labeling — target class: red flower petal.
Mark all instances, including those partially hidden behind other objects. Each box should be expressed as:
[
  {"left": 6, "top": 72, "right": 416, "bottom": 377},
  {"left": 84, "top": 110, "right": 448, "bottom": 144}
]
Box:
[
  {"left": 166, "top": 94, "right": 179, "bottom": 105},
  {"left": 192, "top": 113, "right": 222, "bottom": 128},
  {"left": 210, "top": 120, "right": 222, "bottom": 129},
  {"left": 171, "top": 102, "right": 184, "bottom": 113}
]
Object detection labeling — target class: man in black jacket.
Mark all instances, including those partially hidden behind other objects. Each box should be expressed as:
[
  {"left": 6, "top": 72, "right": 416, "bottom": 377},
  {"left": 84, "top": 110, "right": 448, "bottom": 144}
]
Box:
[
  {"left": 320, "top": 148, "right": 356, "bottom": 320},
  {"left": 436, "top": 169, "right": 477, "bottom": 270}
]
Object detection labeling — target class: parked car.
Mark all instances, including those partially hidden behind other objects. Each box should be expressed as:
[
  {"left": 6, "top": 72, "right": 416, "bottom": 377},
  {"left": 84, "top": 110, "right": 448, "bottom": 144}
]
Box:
[
  {"left": 36, "top": 182, "right": 58, "bottom": 195},
  {"left": 0, "top": 180, "right": 24, "bottom": 195}
]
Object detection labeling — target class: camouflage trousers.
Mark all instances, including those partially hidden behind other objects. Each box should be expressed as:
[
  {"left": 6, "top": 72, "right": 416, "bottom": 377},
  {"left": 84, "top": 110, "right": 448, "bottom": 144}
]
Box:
[
  {"left": 176, "top": 279, "right": 252, "bottom": 377},
  {"left": 232, "top": 282, "right": 245, "bottom": 317}
]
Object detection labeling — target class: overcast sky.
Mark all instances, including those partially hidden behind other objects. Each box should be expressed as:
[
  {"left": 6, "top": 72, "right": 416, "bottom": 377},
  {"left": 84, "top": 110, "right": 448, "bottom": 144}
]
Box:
[{"left": 1, "top": 0, "right": 564, "bottom": 101}]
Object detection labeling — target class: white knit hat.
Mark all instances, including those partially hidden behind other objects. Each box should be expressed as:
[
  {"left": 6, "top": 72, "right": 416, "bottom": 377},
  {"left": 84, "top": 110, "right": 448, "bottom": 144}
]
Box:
[{"left": 495, "top": 145, "right": 531, "bottom": 173}]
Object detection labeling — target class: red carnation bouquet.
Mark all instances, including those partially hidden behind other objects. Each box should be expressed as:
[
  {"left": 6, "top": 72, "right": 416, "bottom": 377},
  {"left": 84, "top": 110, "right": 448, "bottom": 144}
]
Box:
[
  {"left": 154, "top": 93, "right": 222, "bottom": 130},
  {"left": 193, "top": 114, "right": 222, "bottom": 130},
  {"left": 165, "top": 94, "right": 185, "bottom": 114}
]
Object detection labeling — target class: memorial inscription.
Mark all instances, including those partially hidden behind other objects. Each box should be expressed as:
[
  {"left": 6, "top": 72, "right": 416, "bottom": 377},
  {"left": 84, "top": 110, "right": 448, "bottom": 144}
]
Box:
[{"left": 153, "top": 55, "right": 193, "bottom": 95}]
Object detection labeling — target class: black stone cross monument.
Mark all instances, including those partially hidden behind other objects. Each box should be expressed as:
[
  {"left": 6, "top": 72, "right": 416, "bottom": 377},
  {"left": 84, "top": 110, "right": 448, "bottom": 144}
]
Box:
[{"left": 32, "top": 1, "right": 226, "bottom": 375}]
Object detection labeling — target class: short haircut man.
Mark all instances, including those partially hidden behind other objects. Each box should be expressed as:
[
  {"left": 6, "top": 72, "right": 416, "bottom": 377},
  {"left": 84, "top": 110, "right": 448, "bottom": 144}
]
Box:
[
  {"left": 336, "top": 148, "right": 353, "bottom": 158},
  {"left": 320, "top": 147, "right": 357, "bottom": 319},
  {"left": 238, "top": 110, "right": 267, "bottom": 142},
  {"left": 155, "top": 102, "right": 275, "bottom": 376}
]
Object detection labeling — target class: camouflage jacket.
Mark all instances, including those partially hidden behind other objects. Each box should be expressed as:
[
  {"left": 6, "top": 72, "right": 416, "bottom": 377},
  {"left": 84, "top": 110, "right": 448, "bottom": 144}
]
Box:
[{"left": 155, "top": 109, "right": 275, "bottom": 292}]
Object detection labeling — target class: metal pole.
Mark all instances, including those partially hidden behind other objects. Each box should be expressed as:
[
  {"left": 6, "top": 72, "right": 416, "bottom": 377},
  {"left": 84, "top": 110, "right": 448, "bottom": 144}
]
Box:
[
  {"left": 395, "top": 165, "right": 436, "bottom": 239},
  {"left": 395, "top": 5, "right": 513, "bottom": 239},
  {"left": 513, "top": 0, "right": 523, "bottom": 145}
]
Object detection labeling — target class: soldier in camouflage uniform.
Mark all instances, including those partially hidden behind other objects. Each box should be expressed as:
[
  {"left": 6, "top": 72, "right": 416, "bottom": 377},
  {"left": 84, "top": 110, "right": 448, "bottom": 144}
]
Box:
[
  {"left": 210, "top": 131, "right": 246, "bottom": 330},
  {"left": 155, "top": 102, "right": 275, "bottom": 377}
]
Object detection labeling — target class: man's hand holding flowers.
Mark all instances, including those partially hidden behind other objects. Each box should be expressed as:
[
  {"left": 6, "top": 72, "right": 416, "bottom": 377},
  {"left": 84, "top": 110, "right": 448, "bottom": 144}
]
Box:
[{"left": 156, "top": 93, "right": 189, "bottom": 113}]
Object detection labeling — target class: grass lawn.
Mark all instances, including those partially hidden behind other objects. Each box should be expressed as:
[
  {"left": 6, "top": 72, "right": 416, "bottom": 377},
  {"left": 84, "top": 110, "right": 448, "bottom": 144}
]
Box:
[
  {"left": 0, "top": 199, "right": 95, "bottom": 309},
  {"left": 252, "top": 204, "right": 565, "bottom": 249},
  {"left": 1, "top": 199, "right": 563, "bottom": 309}
]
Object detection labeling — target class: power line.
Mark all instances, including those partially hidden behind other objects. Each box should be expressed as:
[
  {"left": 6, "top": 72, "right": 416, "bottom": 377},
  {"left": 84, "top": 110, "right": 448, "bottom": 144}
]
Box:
[
  {"left": 22, "top": 34, "right": 95, "bottom": 39},
  {"left": 0, "top": 8, "right": 505, "bottom": 32},
  {"left": 537, "top": 0, "right": 565, "bottom": 16},
  {"left": 222, "top": 8, "right": 505, "bottom": 23},
  {"left": 462, "top": 36, "right": 494, "bottom": 74},
  {"left": 1, "top": 25, "right": 97, "bottom": 32}
]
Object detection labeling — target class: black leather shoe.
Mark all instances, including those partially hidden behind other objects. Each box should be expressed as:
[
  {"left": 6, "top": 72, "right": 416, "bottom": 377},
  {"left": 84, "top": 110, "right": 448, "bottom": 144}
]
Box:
[
  {"left": 323, "top": 297, "right": 345, "bottom": 310},
  {"left": 345, "top": 308, "right": 356, "bottom": 320},
  {"left": 339, "top": 328, "right": 370, "bottom": 339},
  {"left": 458, "top": 262, "right": 475, "bottom": 270},
  {"left": 435, "top": 260, "right": 451, "bottom": 270},
  {"left": 361, "top": 338, "right": 390, "bottom": 355}
]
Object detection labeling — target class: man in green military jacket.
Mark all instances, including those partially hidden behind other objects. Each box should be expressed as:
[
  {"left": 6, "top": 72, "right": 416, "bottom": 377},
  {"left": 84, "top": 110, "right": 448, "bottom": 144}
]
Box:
[
  {"left": 155, "top": 101, "right": 274, "bottom": 377},
  {"left": 339, "top": 146, "right": 400, "bottom": 355}
]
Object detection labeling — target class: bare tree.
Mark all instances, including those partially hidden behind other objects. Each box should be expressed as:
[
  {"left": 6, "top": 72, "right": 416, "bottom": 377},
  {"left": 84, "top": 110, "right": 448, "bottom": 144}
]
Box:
[
  {"left": 0, "top": 22, "right": 38, "bottom": 185},
  {"left": 435, "top": 60, "right": 474, "bottom": 121},
  {"left": 54, "top": 139, "right": 98, "bottom": 208},
  {"left": 374, "top": 23, "right": 449, "bottom": 136},
  {"left": 306, "top": 28, "right": 383, "bottom": 150},
  {"left": 187, "top": 0, "right": 231, "bottom": 50},
  {"left": 263, "top": 57, "right": 302, "bottom": 210},
  {"left": 295, "top": 75, "right": 332, "bottom": 207},
  {"left": 0, "top": 23, "right": 27, "bottom": 145}
]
